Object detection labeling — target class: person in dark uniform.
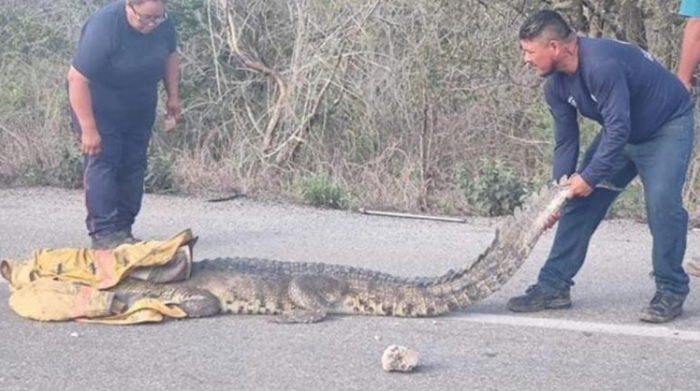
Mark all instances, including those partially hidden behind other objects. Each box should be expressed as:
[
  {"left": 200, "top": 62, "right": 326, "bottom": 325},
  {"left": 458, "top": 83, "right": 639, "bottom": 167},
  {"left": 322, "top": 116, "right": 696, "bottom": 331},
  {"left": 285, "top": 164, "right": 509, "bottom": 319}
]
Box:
[
  {"left": 67, "top": 0, "right": 180, "bottom": 249},
  {"left": 508, "top": 10, "right": 694, "bottom": 323}
]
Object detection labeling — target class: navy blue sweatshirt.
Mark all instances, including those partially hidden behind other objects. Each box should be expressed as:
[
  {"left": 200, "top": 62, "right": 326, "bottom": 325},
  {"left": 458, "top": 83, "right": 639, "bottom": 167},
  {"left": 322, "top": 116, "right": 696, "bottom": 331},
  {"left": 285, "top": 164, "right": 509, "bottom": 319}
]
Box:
[{"left": 544, "top": 37, "right": 692, "bottom": 187}]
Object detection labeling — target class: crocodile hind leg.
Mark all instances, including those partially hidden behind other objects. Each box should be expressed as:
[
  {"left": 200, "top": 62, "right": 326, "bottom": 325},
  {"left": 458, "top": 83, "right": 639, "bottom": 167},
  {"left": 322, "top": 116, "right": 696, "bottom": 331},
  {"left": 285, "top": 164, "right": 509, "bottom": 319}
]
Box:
[{"left": 273, "top": 275, "right": 346, "bottom": 324}]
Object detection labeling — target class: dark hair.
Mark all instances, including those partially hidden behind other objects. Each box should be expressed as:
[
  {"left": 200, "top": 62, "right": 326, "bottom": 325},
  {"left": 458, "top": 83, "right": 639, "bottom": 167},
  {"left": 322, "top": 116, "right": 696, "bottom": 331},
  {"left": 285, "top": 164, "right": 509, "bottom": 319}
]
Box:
[{"left": 519, "top": 10, "right": 573, "bottom": 41}]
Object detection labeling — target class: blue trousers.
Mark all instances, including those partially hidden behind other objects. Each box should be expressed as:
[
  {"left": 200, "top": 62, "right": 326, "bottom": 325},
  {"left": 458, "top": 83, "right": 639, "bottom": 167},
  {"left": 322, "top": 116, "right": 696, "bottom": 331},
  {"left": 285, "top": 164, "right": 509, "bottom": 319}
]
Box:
[
  {"left": 71, "top": 110, "right": 153, "bottom": 238},
  {"left": 538, "top": 111, "right": 694, "bottom": 296}
]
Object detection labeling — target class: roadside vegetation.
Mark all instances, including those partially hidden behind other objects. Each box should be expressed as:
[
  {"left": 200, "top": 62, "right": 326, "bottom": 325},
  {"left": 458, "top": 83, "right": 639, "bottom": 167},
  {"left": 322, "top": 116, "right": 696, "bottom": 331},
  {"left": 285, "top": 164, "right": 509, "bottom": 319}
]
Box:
[{"left": 0, "top": 0, "right": 694, "bottom": 219}]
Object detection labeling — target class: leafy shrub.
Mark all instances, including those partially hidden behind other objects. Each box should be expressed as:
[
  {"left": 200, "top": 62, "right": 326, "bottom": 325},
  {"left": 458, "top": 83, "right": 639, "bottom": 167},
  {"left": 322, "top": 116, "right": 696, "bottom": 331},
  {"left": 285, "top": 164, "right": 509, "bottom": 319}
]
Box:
[
  {"left": 54, "top": 146, "right": 84, "bottom": 188},
  {"left": 607, "top": 181, "right": 645, "bottom": 219},
  {"left": 458, "top": 158, "right": 529, "bottom": 216},
  {"left": 145, "top": 148, "right": 176, "bottom": 193},
  {"left": 18, "top": 146, "right": 82, "bottom": 188},
  {"left": 300, "top": 173, "right": 350, "bottom": 209}
]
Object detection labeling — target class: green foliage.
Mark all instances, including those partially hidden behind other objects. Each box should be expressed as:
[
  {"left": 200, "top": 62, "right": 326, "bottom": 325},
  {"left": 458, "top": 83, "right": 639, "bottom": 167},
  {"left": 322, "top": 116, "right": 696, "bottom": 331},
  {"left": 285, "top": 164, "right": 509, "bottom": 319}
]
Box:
[
  {"left": 54, "top": 147, "right": 84, "bottom": 188},
  {"left": 458, "top": 159, "right": 529, "bottom": 216},
  {"left": 300, "top": 173, "right": 350, "bottom": 209},
  {"left": 0, "top": 13, "right": 70, "bottom": 58},
  {"left": 607, "top": 182, "right": 646, "bottom": 219},
  {"left": 20, "top": 146, "right": 83, "bottom": 188},
  {"left": 0, "top": 77, "right": 33, "bottom": 111},
  {"left": 145, "top": 148, "right": 176, "bottom": 193},
  {"left": 169, "top": 0, "right": 208, "bottom": 42}
]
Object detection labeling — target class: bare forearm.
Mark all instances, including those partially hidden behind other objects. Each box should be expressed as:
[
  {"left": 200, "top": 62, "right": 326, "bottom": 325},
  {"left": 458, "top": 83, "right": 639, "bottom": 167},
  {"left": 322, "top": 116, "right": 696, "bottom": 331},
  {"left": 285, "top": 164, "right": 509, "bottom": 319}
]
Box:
[
  {"left": 163, "top": 52, "right": 180, "bottom": 100},
  {"left": 67, "top": 66, "right": 102, "bottom": 155},
  {"left": 678, "top": 18, "right": 700, "bottom": 87},
  {"left": 67, "top": 66, "right": 97, "bottom": 134}
]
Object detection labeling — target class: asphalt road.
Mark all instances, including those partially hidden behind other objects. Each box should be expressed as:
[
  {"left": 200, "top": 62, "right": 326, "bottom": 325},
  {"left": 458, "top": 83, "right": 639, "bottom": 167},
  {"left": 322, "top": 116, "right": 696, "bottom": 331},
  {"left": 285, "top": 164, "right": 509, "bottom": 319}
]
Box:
[{"left": 1, "top": 187, "right": 700, "bottom": 391}]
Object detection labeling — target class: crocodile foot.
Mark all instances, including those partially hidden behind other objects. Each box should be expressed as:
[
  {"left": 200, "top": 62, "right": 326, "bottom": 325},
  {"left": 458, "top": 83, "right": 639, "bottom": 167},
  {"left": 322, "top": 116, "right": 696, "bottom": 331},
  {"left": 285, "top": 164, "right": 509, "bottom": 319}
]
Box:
[{"left": 272, "top": 309, "right": 327, "bottom": 324}]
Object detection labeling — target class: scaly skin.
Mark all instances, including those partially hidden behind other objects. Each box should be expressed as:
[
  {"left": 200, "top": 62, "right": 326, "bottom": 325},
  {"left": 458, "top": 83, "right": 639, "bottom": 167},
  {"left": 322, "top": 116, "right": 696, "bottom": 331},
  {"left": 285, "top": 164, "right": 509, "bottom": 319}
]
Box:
[{"left": 111, "top": 181, "right": 570, "bottom": 323}]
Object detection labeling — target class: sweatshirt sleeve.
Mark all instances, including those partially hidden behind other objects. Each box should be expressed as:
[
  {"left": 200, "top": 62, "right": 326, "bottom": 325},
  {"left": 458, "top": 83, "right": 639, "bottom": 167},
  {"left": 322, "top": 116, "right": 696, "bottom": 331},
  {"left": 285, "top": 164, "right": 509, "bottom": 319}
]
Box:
[
  {"left": 545, "top": 79, "right": 580, "bottom": 182},
  {"left": 579, "top": 61, "right": 631, "bottom": 187}
]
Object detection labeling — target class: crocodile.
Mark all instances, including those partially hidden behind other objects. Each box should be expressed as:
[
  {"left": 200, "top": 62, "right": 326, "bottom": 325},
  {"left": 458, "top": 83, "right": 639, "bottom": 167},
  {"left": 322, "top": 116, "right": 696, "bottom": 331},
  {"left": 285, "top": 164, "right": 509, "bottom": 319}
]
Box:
[{"left": 107, "top": 180, "right": 569, "bottom": 323}]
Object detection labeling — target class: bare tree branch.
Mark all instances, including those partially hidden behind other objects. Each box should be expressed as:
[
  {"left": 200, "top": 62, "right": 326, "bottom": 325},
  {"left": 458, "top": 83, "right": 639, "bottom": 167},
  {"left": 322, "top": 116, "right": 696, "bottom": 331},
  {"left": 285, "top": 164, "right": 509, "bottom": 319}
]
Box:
[
  {"left": 219, "top": 0, "right": 288, "bottom": 154},
  {"left": 578, "top": 0, "right": 624, "bottom": 39}
]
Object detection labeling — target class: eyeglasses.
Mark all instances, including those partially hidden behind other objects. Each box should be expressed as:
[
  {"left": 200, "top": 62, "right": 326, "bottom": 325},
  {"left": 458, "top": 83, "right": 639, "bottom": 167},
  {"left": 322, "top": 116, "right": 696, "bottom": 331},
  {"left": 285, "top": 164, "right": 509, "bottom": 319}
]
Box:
[{"left": 129, "top": 3, "right": 168, "bottom": 26}]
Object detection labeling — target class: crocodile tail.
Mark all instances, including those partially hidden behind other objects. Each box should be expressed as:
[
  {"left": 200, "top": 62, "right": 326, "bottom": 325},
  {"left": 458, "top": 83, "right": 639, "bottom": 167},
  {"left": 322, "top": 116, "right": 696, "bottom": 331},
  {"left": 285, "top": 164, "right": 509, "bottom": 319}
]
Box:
[{"left": 428, "top": 178, "right": 569, "bottom": 308}]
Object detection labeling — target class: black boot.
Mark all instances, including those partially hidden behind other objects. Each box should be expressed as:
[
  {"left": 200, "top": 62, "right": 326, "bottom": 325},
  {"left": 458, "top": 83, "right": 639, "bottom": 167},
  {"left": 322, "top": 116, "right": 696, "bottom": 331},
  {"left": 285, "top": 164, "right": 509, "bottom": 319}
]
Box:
[
  {"left": 507, "top": 284, "right": 572, "bottom": 313},
  {"left": 639, "top": 291, "right": 685, "bottom": 323},
  {"left": 91, "top": 230, "right": 142, "bottom": 249},
  {"left": 115, "top": 229, "right": 142, "bottom": 245},
  {"left": 91, "top": 231, "right": 123, "bottom": 250}
]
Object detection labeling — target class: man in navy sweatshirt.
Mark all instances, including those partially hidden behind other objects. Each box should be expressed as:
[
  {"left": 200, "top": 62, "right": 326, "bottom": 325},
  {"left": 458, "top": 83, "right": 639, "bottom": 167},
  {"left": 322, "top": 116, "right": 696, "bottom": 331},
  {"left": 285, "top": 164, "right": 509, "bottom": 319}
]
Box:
[{"left": 507, "top": 10, "right": 694, "bottom": 323}]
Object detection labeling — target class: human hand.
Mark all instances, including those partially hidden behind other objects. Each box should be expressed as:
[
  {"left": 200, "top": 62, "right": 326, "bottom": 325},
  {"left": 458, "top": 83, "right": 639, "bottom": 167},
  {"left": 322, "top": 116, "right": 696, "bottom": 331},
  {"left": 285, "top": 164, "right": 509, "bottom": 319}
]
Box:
[
  {"left": 678, "top": 74, "right": 697, "bottom": 95},
  {"left": 166, "top": 96, "right": 181, "bottom": 121},
  {"left": 164, "top": 97, "right": 181, "bottom": 132},
  {"left": 566, "top": 174, "right": 593, "bottom": 199},
  {"left": 81, "top": 128, "right": 102, "bottom": 156}
]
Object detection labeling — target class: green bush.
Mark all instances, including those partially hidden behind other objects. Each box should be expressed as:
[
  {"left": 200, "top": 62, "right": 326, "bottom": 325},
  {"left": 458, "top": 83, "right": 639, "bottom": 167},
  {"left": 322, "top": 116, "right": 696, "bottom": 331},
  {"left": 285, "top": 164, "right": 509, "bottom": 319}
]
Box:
[
  {"left": 300, "top": 173, "right": 350, "bottom": 209},
  {"left": 19, "top": 146, "right": 82, "bottom": 188},
  {"left": 458, "top": 158, "right": 529, "bottom": 216},
  {"left": 145, "top": 148, "right": 176, "bottom": 193},
  {"left": 54, "top": 146, "right": 84, "bottom": 188},
  {"left": 607, "top": 182, "right": 645, "bottom": 219}
]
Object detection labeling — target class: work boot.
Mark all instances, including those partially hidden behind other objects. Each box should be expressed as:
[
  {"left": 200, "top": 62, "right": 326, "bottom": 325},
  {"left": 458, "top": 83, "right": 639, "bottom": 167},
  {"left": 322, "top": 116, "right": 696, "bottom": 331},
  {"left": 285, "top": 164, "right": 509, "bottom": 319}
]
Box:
[
  {"left": 507, "top": 284, "right": 572, "bottom": 313},
  {"left": 114, "top": 229, "right": 142, "bottom": 245},
  {"left": 91, "top": 232, "right": 123, "bottom": 250},
  {"left": 639, "top": 291, "right": 685, "bottom": 323},
  {"left": 92, "top": 230, "right": 142, "bottom": 250}
]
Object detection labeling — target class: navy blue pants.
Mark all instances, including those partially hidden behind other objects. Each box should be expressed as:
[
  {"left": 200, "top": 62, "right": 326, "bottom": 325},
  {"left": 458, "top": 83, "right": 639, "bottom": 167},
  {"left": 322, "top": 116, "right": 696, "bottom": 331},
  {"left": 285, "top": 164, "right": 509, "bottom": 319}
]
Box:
[
  {"left": 71, "top": 109, "right": 154, "bottom": 238},
  {"left": 538, "top": 111, "right": 694, "bottom": 296}
]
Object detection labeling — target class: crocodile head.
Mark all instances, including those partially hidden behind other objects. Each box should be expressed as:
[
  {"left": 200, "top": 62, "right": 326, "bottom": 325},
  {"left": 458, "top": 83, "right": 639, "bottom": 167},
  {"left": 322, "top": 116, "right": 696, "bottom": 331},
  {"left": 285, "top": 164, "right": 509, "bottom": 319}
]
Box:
[{"left": 1, "top": 259, "right": 39, "bottom": 291}]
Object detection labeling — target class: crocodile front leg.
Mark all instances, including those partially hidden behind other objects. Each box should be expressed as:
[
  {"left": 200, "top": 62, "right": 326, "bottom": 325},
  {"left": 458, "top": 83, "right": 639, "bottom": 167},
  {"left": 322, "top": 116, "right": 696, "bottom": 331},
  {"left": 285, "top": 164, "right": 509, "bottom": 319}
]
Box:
[
  {"left": 273, "top": 275, "right": 347, "bottom": 324},
  {"left": 112, "top": 278, "right": 222, "bottom": 318}
]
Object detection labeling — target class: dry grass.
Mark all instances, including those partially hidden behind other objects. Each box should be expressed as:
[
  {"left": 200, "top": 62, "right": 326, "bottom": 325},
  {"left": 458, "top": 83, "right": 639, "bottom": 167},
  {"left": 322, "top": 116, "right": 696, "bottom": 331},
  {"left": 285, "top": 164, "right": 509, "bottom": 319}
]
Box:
[{"left": 0, "top": 0, "right": 696, "bottom": 219}]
